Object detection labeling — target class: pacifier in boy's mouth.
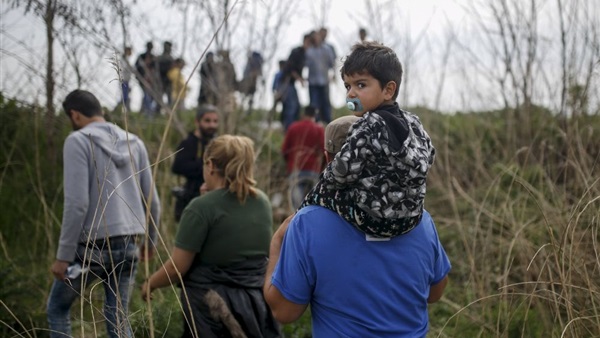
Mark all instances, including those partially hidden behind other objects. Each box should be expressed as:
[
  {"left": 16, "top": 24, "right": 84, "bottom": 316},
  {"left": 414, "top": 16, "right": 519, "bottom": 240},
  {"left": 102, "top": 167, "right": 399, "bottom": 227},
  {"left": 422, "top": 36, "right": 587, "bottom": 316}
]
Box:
[{"left": 346, "top": 98, "right": 364, "bottom": 112}]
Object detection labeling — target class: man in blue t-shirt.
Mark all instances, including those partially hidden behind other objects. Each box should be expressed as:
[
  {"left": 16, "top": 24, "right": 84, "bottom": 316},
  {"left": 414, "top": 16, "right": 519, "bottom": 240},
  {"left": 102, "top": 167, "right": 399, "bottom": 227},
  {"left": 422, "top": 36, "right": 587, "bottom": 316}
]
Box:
[{"left": 264, "top": 115, "right": 451, "bottom": 337}]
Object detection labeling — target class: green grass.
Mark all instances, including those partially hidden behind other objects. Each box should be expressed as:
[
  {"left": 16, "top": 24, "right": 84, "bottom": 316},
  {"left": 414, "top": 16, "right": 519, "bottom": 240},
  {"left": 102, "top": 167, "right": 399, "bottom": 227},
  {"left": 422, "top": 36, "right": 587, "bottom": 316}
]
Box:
[{"left": 1, "top": 92, "right": 599, "bottom": 337}]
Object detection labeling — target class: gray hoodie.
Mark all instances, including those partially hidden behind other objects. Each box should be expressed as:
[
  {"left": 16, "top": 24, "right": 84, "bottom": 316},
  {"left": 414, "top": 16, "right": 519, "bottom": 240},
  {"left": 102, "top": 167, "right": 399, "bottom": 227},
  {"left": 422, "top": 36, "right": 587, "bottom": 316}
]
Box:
[{"left": 57, "top": 121, "right": 161, "bottom": 262}]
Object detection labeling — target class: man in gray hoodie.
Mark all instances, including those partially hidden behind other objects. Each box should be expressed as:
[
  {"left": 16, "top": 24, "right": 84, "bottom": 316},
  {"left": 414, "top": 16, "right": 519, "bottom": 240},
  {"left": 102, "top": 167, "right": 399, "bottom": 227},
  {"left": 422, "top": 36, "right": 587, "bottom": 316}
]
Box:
[{"left": 47, "top": 89, "right": 161, "bottom": 338}]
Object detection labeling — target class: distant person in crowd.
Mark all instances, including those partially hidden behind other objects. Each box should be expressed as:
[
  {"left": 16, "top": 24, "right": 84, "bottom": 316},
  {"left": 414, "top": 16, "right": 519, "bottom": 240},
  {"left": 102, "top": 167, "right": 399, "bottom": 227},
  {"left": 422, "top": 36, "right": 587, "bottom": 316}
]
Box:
[
  {"left": 157, "top": 41, "right": 175, "bottom": 106},
  {"left": 217, "top": 50, "right": 238, "bottom": 93},
  {"left": 167, "top": 57, "right": 189, "bottom": 111},
  {"left": 264, "top": 113, "right": 450, "bottom": 337},
  {"left": 281, "top": 106, "right": 325, "bottom": 209},
  {"left": 281, "top": 33, "right": 312, "bottom": 131},
  {"left": 216, "top": 49, "right": 238, "bottom": 112},
  {"left": 306, "top": 30, "right": 335, "bottom": 124},
  {"left": 171, "top": 105, "right": 219, "bottom": 222},
  {"left": 320, "top": 27, "right": 338, "bottom": 102},
  {"left": 135, "top": 41, "right": 159, "bottom": 117},
  {"left": 47, "top": 89, "right": 160, "bottom": 338},
  {"left": 319, "top": 27, "right": 337, "bottom": 68},
  {"left": 270, "top": 60, "right": 287, "bottom": 118},
  {"left": 143, "top": 135, "right": 281, "bottom": 338},
  {"left": 272, "top": 60, "right": 287, "bottom": 100},
  {"left": 359, "top": 27, "right": 368, "bottom": 42},
  {"left": 198, "top": 51, "right": 218, "bottom": 106},
  {"left": 120, "top": 46, "right": 133, "bottom": 111},
  {"left": 240, "top": 51, "right": 264, "bottom": 114}
]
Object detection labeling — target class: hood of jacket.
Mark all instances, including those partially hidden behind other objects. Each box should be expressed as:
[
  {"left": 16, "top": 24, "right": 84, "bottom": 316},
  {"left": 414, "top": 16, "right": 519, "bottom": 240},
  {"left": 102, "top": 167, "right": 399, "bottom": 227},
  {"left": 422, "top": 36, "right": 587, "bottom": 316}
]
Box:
[{"left": 77, "top": 122, "right": 140, "bottom": 168}]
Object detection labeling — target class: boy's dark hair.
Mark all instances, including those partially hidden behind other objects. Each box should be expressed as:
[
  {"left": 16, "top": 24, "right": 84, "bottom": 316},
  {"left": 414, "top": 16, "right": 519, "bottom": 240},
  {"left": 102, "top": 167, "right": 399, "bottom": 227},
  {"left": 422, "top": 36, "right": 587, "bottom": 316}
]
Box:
[
  {"left": 278, "top": 60, "right": 286, "bottom": 68},
  {"left": 303, "top": 106, "right": 317, "bottom": 118},
  {"left": 62, "top": 90, "right": 103, "bottom": 118},
  {"left": 340, "top": 41, "right": 403, "bottom": 100}
]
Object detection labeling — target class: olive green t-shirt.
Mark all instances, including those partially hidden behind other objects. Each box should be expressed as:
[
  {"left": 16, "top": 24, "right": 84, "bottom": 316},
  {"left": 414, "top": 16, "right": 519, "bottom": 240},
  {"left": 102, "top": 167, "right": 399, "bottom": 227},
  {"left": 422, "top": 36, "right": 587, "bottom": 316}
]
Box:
[{"left": 175, "top": 188, "right": 273, "bottom": 267}]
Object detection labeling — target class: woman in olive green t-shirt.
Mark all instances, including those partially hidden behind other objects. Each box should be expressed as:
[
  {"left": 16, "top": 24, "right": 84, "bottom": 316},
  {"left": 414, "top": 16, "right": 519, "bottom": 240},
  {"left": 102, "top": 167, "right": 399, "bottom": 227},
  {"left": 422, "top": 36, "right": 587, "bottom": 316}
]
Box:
[{"left": 142, "top": 135, "right": 281, "bottom": 338}]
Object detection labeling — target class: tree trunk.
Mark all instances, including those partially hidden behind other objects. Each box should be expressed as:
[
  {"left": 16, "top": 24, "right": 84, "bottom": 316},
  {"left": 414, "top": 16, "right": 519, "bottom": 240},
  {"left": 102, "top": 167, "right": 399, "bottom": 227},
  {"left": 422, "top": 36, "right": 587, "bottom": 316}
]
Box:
[{"left": 44, "top": 0, "right": 57, "bottom": 163}]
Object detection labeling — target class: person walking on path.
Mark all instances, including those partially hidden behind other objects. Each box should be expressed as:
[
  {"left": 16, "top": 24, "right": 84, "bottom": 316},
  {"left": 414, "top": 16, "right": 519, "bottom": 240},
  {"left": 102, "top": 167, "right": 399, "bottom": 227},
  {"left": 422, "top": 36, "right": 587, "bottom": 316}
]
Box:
[
  {"left": 198, "top": 52, "right": 218, "bottom": 106},
  {"left": 280, "top": 33, "right": 312, "bottom": 131},
  {"left": 281, "top": 106, "right": 325, "bottom": 209},
  {"left": 171, "top": 105, "right": 219, "bottom": 222},
  {"left": 167, "top": 57, "right": 189, "bottom": 111},
  {"left": 144, "top": 135, "right": 280, "bottom": 338},
  {"left": 135, "top": 41, "right": 160, "bottom": 117},
  {"left": 47, "top": 89, "right": 161, "bottom": 338},
  {"left": 305, "top": 30, "right": 335, "bottom": 124},
  {"left": 120, "top": 46, "right": 133, "bottom": 111},
  {"left": 158, "top": 41, "right": 175, "bottom": 106},
  {"left": 264, "top": 113, "right": 450, "bottom": 337}
]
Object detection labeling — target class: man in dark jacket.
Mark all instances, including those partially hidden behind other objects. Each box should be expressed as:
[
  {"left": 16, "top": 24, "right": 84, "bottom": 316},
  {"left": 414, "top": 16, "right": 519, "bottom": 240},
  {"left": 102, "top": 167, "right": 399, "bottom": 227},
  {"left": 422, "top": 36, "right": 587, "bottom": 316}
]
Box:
[
  {"left": 171, "top": 105, "right": 219, "bottom": 221},
  {"left": 157, "top": 41, "right": 174, "bottom": 106},
  {"left": 281, "top": 33, "right": 312, "bottom": 131},
  {"left": 198, "top": 52, "right": 218, "bottom": 105},
  {"left": 135, "top": 41, "right": 158, "bottom": 117}
]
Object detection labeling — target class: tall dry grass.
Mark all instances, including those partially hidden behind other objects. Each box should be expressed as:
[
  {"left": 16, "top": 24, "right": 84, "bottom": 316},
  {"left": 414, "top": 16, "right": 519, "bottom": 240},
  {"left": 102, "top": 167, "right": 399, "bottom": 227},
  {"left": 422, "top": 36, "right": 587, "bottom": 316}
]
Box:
[
  {"left": 419, "top": 106, "right": 600, "bottom": 337},
  {"left": 1, "top": 93, "right": 598, "bottom": 337}
]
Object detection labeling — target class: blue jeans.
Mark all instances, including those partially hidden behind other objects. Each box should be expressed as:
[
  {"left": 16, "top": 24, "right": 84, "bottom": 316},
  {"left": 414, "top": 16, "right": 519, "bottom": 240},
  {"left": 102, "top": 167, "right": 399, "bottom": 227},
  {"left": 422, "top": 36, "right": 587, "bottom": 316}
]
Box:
[
  {"left": 309, "top": 84, "right": 331, "bottom": 123},
  {"left": 282, "top": 84, "right": 300, "bottom": 131},
  {"left": 47, "top": 237, "right": 138, "bottom": 338},
  {"left": 121, "top": 82, "right": 130, "bottom": 111},
  {"left": 141, "top": 87, "right": 157, "bottom": 117},
  {"left": 289, "top": 171, "right": 320, "bottom": 210}
]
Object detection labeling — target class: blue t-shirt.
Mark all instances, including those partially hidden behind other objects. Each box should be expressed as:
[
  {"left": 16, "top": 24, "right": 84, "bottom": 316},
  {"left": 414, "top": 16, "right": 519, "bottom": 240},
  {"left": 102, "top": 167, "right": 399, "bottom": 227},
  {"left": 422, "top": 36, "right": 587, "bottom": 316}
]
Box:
[{"left": 272, "top": 206, "right": 451, "bottom": 338}]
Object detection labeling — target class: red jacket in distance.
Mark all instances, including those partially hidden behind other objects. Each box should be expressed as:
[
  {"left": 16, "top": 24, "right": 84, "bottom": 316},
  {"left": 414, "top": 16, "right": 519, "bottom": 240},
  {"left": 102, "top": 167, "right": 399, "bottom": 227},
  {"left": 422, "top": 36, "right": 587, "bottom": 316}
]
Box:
[{"left": 281, "top": 120, "right": 325, "bottom": 174}]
